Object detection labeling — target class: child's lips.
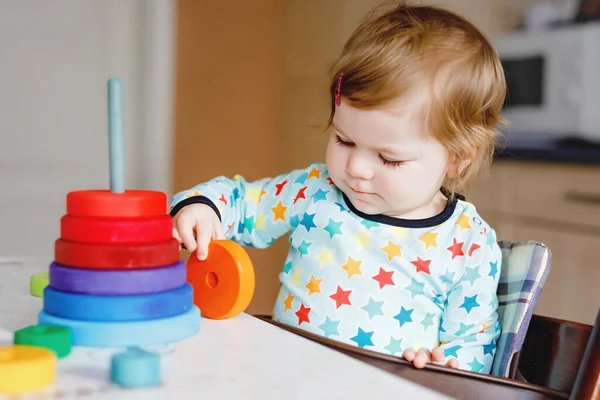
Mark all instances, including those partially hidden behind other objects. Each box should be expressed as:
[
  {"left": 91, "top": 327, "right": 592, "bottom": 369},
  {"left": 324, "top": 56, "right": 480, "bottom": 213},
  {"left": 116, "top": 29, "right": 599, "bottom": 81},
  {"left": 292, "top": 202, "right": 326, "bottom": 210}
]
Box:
[{"left": 351, "top": 187, "right": 370, "bottom": 195}]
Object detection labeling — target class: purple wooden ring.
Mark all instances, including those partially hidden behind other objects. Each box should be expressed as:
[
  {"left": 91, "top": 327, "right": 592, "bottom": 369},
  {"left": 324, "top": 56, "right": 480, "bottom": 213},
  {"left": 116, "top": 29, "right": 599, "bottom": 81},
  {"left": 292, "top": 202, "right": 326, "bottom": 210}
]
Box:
[{"left": 49, "top": 261, "right": 187, "bottom": 295}]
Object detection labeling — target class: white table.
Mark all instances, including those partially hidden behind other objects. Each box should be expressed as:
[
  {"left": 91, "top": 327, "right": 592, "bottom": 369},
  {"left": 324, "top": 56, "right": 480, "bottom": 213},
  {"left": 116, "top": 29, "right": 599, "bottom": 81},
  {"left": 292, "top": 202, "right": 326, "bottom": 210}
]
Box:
[{"left": 0, "top": 258, "right": 452, "bottom": 400}]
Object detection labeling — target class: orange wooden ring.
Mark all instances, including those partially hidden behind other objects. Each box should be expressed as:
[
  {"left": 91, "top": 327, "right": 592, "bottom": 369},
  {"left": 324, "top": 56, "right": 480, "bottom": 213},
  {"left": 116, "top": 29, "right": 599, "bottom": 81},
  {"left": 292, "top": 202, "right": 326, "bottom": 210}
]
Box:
[
  {"left": 66, "top": 190, "right": 167, "bottom": 218},
  {"left": 186, "top": 240, "right": 255, "bottom": 319}
]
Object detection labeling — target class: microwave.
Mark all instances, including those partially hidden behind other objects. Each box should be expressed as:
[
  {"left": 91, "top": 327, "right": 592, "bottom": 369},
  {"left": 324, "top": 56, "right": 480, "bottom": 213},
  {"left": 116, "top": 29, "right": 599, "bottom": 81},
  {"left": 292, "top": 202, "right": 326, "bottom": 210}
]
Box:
[{"left": 493, "top": 23, "right": 600, "bottom": 142}]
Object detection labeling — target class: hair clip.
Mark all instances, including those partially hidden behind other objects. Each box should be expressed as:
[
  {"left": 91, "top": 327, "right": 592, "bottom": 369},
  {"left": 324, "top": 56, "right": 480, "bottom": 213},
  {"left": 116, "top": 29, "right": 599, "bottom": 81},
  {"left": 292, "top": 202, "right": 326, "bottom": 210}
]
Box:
[{"left": 335, "top": 72, "right": 344, "bottom": 106}]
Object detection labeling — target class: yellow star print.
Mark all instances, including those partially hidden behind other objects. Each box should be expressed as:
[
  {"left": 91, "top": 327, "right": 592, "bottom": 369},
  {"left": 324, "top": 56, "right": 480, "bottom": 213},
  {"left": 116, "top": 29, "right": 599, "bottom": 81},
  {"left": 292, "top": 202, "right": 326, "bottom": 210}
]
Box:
[
  {"left": 277, "top": 287, "right": 285, "bottom": 300},
  {"left": 284, "top": 293, "right": 294, "bottom": 311},
  {"left": 353, "top": 227, "right": 372, "bottom": 248},
  {"left": 413, "top": 339, "right": 428, "bottom": 351},
  {"left": 390, "top": 226, "right": 409, "bottom": 239},
  {"left": 381, "top": 241, "right": 402, "bottom": 260},
  {"left": 456, "top": 214, "right": 471, "bottom": 230},
  {"left": 255, "top": 212, "right": 266, "bottom": 230},
  {"left": 315, "top": 247, "right": 334, "bottom": 267},
  {"left": 271, "top": 201, "right": 287, "bottom": 221},
  {"left": 291, "top": 268, "right": 302, "bottom": 285},
  {"left": 307, "top": 167, "right": 322, "bottom": 180},
  {"left": 305, "top": 275, "right": 322, "bottom": 295},
  {"left": 341, "top": 256, "right": 363, "bottom": 278},
  {"left": 246, "top": 187, "right": 263, "bottom": 204},
  {"left": 419, "top": 232, "right": 439, "bottom": 249},
  {"left": 184, "top": 190, "right": 201, "bottom": 198}
]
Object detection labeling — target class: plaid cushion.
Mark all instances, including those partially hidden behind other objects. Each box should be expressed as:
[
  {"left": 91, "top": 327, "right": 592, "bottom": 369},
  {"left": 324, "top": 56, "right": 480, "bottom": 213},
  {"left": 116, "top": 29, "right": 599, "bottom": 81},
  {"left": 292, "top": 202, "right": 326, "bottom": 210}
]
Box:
[{"left": 491, "top": 240, "right": 552, "bottom": 377}]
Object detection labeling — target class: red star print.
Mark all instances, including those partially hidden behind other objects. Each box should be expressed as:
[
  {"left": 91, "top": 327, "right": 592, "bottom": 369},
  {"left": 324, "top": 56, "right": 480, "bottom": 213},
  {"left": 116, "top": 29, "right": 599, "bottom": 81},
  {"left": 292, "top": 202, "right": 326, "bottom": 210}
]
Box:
[
  {"left": 219, "top": 193, "right": 228, "bottom": 205},
  {"left": 372, "top": 267, "right": 395, "bottom": 289},
  {"left": 447, "top": 238, "right": 465, "bottom": 260},
  {"left": 275, "top": 179, "right": 288, "bottom": 196},
  {"left": 411, "top": 257, "right": 432, "bottom": 274},
  {"left": 295, "top": 304, "right": 311, "bottom": 325},
  {"left": 226, "top": 224, "right": 233, "bottom": 233},
  {"left": 468, "top": 243, "right": 481, "bottom": 257},
  {"left": 329, "top": 286, "right": 352, "bottom": 309},
  {"left": 293, "top": 186, "right": 308, "bottom": 204},
  {"left": 326, "top": 177, "right": 335, "bottom": 185}
]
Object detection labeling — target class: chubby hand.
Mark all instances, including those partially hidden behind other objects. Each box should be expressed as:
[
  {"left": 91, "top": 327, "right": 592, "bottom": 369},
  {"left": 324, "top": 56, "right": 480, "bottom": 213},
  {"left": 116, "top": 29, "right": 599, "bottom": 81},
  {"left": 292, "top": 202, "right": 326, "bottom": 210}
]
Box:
[
  {"left": 403, "top": 347, "right": 459, "bottom": 369},
  {"left": 172, "top": 203, "right": 225, "bottom": 260}
]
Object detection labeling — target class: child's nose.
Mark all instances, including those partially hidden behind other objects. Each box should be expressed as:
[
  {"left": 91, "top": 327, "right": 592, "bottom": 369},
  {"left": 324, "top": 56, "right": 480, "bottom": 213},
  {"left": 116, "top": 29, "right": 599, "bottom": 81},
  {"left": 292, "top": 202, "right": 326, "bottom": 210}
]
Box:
[{"left": 346, "top": 153, "right": 374, "bottom": 180}]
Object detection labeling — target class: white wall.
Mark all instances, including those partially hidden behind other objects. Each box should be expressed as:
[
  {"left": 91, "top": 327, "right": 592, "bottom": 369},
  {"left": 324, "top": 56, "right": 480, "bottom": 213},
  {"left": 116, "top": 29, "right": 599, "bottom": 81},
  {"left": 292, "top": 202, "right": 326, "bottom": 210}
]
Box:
[{"left": 0, "top": 0, "right": 174, "bottom": 260}]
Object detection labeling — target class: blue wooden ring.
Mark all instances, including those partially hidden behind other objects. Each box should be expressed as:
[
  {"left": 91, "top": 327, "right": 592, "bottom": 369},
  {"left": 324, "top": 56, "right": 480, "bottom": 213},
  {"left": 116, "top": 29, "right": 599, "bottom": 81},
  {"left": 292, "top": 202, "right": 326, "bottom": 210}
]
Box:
[
  {"left": 38, "top": 306, "right": 200, "bottom": 347},
  {"left": 43, "top": 283, "right": 193, "bottom": 321},
  {"left": 49, "top": 261, "right": 186, "bottom": 295}
]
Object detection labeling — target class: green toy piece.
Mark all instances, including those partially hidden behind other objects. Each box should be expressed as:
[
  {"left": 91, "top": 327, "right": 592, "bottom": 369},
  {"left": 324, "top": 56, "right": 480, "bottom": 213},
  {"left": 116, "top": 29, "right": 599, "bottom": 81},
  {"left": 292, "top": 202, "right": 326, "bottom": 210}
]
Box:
[
  {"left": 30, "top": 272, "right": 49, "bottom": 298},
  {"left": 14, "top": 325, "right": 73, "bottom": 358}
]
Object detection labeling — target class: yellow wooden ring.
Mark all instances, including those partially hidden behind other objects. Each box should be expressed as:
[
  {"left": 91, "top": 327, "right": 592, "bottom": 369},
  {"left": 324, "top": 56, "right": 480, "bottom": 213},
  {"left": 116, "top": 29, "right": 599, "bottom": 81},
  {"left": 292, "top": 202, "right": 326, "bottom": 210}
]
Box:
[{"left": 0, "top": 345, "right": 56, "bottom": 395}]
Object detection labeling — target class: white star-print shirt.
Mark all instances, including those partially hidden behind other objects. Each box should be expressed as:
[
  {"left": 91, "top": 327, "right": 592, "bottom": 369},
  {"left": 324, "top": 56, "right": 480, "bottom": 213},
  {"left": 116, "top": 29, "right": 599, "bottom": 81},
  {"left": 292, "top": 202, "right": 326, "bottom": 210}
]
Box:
[{"left": 170, "top": 163, "right": 502, "bottom": 374}]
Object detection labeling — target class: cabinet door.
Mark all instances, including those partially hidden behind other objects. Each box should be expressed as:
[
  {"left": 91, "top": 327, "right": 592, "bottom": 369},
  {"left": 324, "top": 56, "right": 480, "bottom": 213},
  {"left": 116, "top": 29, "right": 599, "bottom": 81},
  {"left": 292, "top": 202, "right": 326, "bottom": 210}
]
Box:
[{"left": 509, "top": 225, "right": 600, "bottom": 325}]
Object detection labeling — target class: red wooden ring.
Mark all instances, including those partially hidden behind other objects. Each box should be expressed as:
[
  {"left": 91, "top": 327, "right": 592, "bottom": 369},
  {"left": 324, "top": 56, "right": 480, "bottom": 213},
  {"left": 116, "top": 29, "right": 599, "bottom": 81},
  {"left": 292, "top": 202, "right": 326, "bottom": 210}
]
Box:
[
  {"left": 55, "top": 238, "right": 180, "bottom": 269},
  {"left": 66, "top": 190, "right": 167, "bottom": 218},
  {"left": 60, "top": 215, "right": 173, "bottom": 244}
]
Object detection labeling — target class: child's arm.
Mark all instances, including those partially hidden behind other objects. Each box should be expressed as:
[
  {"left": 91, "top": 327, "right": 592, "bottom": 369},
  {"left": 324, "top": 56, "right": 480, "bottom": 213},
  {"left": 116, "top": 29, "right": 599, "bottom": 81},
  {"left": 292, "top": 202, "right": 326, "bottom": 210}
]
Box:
[
  {"left": 437, "top": 234, "right": 502, "bottom": 374},
  {"left": 169, "top": 163, "right": 328, "bottom": 249}
]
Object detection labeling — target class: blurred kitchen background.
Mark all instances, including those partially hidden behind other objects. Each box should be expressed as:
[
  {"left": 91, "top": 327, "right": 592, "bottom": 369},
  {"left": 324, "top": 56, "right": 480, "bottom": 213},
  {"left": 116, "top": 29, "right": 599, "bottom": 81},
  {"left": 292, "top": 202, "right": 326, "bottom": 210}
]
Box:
[{"left": 1, "top": 0, "right": 598, "bottom": 324}]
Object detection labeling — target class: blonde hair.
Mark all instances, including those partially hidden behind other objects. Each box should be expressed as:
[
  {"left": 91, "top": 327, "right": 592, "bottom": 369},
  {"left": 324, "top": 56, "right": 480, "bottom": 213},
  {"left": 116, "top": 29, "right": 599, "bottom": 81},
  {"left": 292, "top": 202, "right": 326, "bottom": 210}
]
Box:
[{"left": 327, "top": 2, "right": 507, "bottom": 197}]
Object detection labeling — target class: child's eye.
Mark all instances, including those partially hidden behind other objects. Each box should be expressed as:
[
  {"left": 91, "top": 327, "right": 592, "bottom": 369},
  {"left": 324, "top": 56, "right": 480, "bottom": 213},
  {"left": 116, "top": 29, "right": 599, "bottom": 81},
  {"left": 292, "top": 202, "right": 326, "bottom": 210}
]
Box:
[
  {"left": 334, "top": 134, "right": 354, "bottom": 147},
  {"left": 379, "top": 155, "right": 403, "bottom": 168}
]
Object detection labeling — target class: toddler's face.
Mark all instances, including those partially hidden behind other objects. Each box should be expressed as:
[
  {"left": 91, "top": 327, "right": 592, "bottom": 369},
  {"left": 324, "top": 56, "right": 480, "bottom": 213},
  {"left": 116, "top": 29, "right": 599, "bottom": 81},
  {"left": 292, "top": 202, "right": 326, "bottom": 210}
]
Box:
[{"left": 325, "top": 94, "right": 450, "bottom": 219}]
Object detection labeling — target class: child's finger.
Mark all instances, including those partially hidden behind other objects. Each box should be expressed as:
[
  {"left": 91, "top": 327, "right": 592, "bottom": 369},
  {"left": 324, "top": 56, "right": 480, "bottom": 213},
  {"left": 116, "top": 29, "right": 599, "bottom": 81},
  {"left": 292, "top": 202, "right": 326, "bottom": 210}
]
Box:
[
  {"left": 177, "top": 217, "right": 197, "bottom": 253},
  {"left": 412, "top": 348, "right": 431, "bottom": 369},
  {"left": 214, "top": 222, "right": 226, "bottom": 240},
  {"left": 195, "top": 229, "right": 212, "bottom": 261},
  {"left": 431, "top": 347, "right": 445, "bottom": 362},
  {"left": 172, "top": 228, "right": 183, "bottom": 250},
  {"left": 402, "top": 348, "right": 416, "bottom": 362},
  {"left": 447, "top": 358, "right": 460, "bottom": 369}
]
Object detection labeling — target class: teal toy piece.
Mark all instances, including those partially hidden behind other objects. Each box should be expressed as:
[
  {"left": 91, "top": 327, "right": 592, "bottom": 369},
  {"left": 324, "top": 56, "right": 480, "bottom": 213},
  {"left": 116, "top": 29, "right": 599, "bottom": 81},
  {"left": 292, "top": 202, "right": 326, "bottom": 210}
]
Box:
[
  {"left": 42, "top": 283, "right": 193, "bottom": 322},
  {"left": 38, "top": 306, "right": 201, "bottom": 347},
  {"left": 111, "top": 348, "right": 161, "bottom": 387}
]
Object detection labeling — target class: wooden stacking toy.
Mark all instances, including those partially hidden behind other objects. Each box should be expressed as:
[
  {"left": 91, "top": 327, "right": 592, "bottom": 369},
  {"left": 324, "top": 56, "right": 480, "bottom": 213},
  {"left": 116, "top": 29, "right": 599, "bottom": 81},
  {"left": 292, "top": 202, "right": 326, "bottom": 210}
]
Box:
[
  {"left": 2, "top": 78, "right": 255, "bottom": 395},
  {"left": 32, "top": 79, "right": 201, "bottom": 348}
]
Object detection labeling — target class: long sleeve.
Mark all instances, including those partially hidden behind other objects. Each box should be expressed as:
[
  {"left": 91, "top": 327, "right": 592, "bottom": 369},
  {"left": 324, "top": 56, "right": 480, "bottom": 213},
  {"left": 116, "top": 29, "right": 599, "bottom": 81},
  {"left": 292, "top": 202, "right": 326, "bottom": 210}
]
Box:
[
  {"left": 169, "top": 163, "right": 330, "bottom": 248},
  {"left": 438, "top": 228, "right": 502, "bottom": 374}
]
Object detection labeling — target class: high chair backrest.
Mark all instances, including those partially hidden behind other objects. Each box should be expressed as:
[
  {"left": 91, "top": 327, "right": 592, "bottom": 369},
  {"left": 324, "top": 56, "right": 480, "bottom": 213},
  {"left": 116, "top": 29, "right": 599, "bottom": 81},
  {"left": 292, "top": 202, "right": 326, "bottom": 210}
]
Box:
[{"left": 492, "top": 240, "right": 552, "bottom": 377}]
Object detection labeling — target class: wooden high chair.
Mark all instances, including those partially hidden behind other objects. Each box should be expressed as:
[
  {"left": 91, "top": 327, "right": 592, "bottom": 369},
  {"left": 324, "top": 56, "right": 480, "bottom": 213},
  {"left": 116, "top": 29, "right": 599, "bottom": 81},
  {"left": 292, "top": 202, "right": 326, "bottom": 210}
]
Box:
[{"left": 254, "top": 240, "right": 600, "bottom": 399}]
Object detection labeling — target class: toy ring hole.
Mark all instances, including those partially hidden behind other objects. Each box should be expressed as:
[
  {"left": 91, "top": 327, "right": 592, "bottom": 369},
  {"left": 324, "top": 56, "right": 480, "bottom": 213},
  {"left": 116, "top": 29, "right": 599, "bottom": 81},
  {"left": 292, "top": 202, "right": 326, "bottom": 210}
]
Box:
[{"left": 206, "top": 272, "right": 219, "bottom": 289}]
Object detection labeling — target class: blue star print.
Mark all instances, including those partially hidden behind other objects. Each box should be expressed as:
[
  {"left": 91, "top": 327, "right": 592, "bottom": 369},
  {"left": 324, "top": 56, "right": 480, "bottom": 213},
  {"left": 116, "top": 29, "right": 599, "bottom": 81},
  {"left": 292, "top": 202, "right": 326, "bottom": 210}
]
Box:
[
  {"left": 362, "top": 297, "right": 384, "bottom": 319},
  {"left": 312, "top": 188, "right": 329, "bottom": 203},
  {"left": 350, "top": 327, "right": 374, "bottom": 348},
  {"left": 459, "top": 295, "right": 480, "bottom": 314},
  {"left": 299, "top": 213, "right": 316, "bottom": 232},
  {"left": 318, "top": 316, "right": 340, "bottom": 338},
  {"left": 405, "top": 278, "right": 426, "bottom": 299},
  {"left": 394, "top": 306, "right": 413, "bottom": 327}
]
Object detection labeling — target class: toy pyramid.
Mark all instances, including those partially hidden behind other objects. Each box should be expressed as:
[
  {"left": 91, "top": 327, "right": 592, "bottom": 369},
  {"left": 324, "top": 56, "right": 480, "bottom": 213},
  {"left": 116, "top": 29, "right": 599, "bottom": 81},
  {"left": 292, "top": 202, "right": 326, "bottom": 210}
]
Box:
[
  {"left": 32, "top": 78, "right": 255, "bottom": 347},
  {"left": 35, "top": 79, "right": 200, "bottom": 347},
  {"left": 1, "top": 79, "right": 256, "bottom": 395}
]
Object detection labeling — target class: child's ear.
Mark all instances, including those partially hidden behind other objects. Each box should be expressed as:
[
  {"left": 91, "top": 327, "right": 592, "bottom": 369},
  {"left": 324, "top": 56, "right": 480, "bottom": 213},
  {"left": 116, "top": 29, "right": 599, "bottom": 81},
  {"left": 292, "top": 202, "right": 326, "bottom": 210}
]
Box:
[{"left": 446, "top": 153, "right": 472, "bottom": 178}]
